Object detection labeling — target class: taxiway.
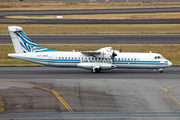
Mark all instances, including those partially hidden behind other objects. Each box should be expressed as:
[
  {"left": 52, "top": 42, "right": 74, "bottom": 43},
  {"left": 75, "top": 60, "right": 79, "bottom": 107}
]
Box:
[
  {"left": 0, "top": 67, "right": 180, "bottom": 79},
  {"left": 1, "top": 34, "right": 180, "bottom": 45},
  {"left": 0, "top": 67, "right": 180, "bottom": 120},
  {"left": 1, "top": 8, "right": 180, "bottom": 24},
  {"left": 0, "top": 67, "right": 180, "bottom": 119}
]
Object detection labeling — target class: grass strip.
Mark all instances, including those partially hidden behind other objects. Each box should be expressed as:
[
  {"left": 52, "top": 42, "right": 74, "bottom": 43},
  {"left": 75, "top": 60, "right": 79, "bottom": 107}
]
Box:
[
  {"left": 0, "top": 2, "right": 180, "bottom": 11},
  {"left": 0, "top": 96, "right": 4, "bottom": 114},
  {"left": 1, "top": 24, "right": 180, "bottom": 34},
  {"left": 6, "top": 12, "right": 180, "bottom": 20},
  {"left": 1, "top": 45, "right": 180, "bottom": 66}
]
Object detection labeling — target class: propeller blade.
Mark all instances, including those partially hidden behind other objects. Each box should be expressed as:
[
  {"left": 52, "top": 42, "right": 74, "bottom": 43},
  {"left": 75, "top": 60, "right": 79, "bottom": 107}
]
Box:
[{"left": 111, "top": 50, "right": 117, "bottom": 64}]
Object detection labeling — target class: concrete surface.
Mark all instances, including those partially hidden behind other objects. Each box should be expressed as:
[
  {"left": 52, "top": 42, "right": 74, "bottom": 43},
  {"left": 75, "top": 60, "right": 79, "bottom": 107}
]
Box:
[{"left": 1, "top": 34, "right": 180, "bottom": 45}]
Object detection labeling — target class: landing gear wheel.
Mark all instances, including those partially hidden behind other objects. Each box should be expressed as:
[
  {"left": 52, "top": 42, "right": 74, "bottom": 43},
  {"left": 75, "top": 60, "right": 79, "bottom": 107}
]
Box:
[
  {"left": 91, "top": 68, "right": 101, "bottom": 73},
  {"left": 91, "top": 69, "right": 94, "bottom": 73},
  {"left": 91, "top": 69, "right": 97, "bottom": 73},
  {"left": 159, "top": 68, "right": 164, "bottom": 73}
]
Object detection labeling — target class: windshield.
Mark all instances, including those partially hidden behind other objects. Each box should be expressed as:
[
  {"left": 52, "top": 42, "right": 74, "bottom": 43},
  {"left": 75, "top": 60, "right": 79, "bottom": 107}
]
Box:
[{"left": 154, "top": 55, "right": 164, "bottom": 59}]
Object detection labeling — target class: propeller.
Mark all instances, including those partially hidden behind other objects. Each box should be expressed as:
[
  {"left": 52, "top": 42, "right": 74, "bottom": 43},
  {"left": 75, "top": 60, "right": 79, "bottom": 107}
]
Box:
[{"left": 111, "top": 50, "right": 117, "bottom": 64}]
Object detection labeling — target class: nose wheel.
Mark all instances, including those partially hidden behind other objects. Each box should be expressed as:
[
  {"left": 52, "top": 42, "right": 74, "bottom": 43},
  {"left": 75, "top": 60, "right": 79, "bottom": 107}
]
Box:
[{"left": 159, "top": 68, "right": 164, "bottom": 73}]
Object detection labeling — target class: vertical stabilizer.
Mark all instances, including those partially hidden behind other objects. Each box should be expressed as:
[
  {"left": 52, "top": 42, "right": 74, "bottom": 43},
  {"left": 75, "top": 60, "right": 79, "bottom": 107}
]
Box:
[
  {"left": 8, "top": 26, "right": 57, "bottom": 53},
  {"left": 8, "top": 26, "right": 24, "bottom": 53}
]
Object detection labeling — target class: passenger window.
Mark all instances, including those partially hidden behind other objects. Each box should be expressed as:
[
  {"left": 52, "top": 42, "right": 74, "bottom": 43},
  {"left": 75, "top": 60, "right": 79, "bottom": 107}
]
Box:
[
  {"left": 72, "top": 57, "right": 73, "bottom": 60},
  {"left": 62, "top": 57, "right": 64, "bottom": 59},
  {"left": 122, "top": 58, "right": 123, "bottom": 60},
  {"left": 125, "top": 58, "right": 126, "bottom": 61},
  {"left": 158, "top": 56, "right": 160, "bottom": 59},
  {"left": 134, "top": 58, "right": 136, "bottom": 61},
  {"left": 128, "top": 58, "right": 130, "bottom": 61},
  {"left": 155, "top": 56, "right": 157, "bottom": 59},
  {"left": 59, "top": 57, "right": 61, "bottom": 59},
  {"left": 131, "top": 58, "right": 133, "bottom": 61},
  {"left": 65, "top": 57, "right": 67, "bottom": 59}
]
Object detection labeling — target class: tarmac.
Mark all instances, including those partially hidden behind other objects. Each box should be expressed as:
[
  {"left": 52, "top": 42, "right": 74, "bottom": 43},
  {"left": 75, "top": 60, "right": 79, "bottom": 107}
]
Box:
[
  {"left": 1, "top": 0, "right": 180, "bottom": 2},
  {"left": 1, "top": 6, "right": 180, "bottom": 119},
  {"left": 1, "top": 34, "right": 180, "bottom": 45},
  {"left": 0, "top": 67, "right": 180, "bottom": 119},
  {"left": 1, "top": 8, "right": 180, "bottom": 24}
]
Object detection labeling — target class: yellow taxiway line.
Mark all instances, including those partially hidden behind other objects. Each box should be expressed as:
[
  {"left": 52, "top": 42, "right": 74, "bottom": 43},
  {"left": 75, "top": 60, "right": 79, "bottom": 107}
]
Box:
[{"left": 0, "top": 82, "right": 74, "bottom": 113}]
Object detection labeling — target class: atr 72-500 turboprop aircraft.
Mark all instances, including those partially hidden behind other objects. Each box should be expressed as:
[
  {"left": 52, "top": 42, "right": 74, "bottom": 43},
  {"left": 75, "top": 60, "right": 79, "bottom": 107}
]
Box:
[{"left": 8, "top": 26, "right": 172, "bottom": 73}]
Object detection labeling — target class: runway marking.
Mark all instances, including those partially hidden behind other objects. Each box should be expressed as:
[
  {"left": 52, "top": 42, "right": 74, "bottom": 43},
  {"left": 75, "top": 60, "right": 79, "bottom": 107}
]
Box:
[
  {"left": 164, "top": 84, "right": 180, "bottom": 105},
  {"left": 106, "top": 79, "right": 180, "bottom": 106},
  {"left": 0, "top": 82, "right": 74, "bottom": 113},
  {"left": 168, "top": 92, "right": 180, "bottom": 105},
  {"left": 165, "top": 84, "right": 180, "bottom": 91}
]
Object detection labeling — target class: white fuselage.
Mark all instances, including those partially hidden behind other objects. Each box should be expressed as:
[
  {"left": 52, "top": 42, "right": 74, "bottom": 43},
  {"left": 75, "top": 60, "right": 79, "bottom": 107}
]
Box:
[
  {"left": 7, "top": 26, "right": 172, "bottom": 73},
  {"left": 8, "top": 50, "right": 172, "bottom": 70}
]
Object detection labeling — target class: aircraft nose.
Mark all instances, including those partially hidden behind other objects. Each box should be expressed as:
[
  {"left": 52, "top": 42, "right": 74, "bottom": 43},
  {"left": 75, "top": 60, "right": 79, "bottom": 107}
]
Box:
[{"left": 168, "top": 61, "right": 172, "bottom": 66}]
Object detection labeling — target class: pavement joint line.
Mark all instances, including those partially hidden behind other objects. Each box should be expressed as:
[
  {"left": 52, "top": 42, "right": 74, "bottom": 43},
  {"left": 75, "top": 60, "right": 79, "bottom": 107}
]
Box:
[{"left": 0, "top": 82, "right": 74, "bottom": 113}]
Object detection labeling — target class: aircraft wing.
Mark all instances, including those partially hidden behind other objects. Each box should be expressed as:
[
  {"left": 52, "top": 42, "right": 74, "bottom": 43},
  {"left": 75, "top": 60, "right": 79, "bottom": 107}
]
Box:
[{"left": 81, "top": 47, "right": 113, "bottom": 58}]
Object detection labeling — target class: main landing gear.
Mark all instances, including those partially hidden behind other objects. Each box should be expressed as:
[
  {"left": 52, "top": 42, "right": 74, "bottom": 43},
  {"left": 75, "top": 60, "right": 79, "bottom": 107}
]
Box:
[{"left": 91, "top": 66, "right": 101, "bottom": 73}]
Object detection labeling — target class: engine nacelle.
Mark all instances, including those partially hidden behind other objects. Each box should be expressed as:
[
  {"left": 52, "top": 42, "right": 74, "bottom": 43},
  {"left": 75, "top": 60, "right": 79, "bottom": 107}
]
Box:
[{"left": 94, "top": 51, "right": 113, "bottom": 59}]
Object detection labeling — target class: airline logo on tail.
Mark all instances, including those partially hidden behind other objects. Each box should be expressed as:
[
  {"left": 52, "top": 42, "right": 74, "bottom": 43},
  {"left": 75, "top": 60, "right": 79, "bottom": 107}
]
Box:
[{"left": 8, "top": 26, "right": 57, "bottom": 53}]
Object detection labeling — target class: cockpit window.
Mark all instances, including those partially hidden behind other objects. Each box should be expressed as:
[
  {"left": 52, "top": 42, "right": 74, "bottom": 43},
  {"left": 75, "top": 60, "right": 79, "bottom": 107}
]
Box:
[
  {"left": 155, "top": 56, "right": 164, "bottom": 59},
  {"left": 160, "top": 56, "right": 164, "bottom": 59}
]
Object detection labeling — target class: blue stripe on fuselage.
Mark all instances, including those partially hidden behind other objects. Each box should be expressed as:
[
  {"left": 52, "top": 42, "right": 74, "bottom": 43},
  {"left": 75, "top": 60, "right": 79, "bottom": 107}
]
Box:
[
  {"left": 114, "top": 60, "right": 160, "bottom": 63},
  {"left": 14, "top": 56, "right": 163, "bottom": 63}
]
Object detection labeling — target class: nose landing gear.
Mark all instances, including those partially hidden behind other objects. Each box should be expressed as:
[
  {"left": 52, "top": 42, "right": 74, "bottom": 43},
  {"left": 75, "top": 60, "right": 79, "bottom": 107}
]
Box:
[{"left": 159, "top": 68, "right": 164, "bottom": 73}]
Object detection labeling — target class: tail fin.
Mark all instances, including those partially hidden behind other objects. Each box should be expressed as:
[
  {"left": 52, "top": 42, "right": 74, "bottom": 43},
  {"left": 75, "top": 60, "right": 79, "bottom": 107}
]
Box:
[{"left": 8, "top": 26, "right": 57, "bottom": 53}]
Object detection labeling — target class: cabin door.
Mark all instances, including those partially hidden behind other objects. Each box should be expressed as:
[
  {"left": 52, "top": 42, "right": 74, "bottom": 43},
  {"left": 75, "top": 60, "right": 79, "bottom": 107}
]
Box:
[{"left": 48, "top": 56, "right": 53, "bottom": 66}]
